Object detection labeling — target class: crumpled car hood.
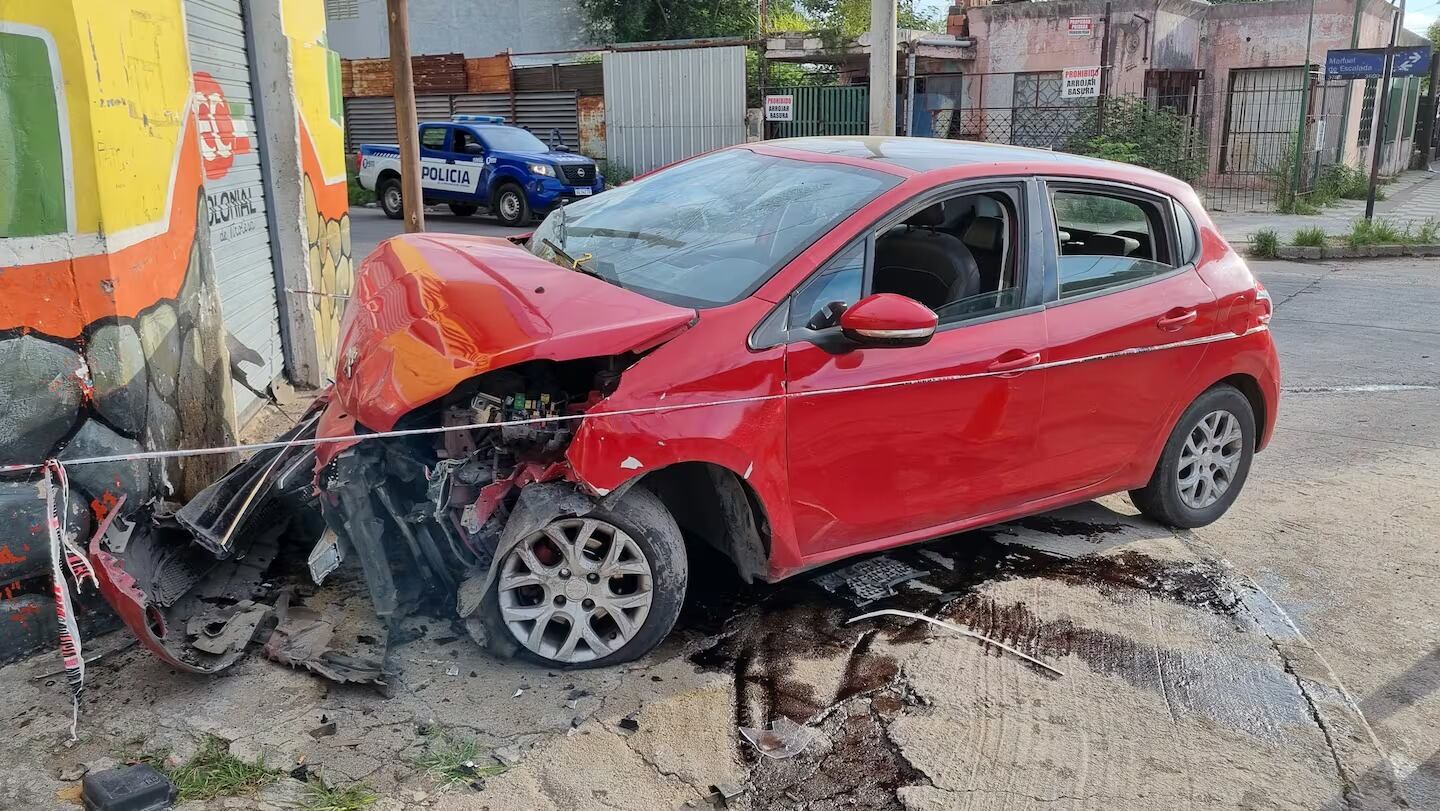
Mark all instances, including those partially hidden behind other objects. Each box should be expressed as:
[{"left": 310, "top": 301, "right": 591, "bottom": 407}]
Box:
[{"left": 333, "top": 233, "right": 695, "bottom": 432}]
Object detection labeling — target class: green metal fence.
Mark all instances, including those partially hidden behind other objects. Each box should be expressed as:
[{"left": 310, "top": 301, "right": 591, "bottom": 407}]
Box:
[{"left": 765, "top": 85, "right": 869, "bottom": 137}]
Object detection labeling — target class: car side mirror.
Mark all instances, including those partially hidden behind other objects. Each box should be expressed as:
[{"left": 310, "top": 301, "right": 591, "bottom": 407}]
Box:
[
  {"left": 465, "top": 143, "right": 485, "bottom": 155},
  {"left": 839, "top": 293, "right": 938, "bottom": 348}
]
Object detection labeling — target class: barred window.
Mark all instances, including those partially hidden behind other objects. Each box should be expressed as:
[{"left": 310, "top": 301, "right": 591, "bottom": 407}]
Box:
[
  {"left": 325, "top": 0, "right": 360, "bottom": 20},
  {"left": 1358, "top": 78, "right": 1378, "bottom": 148}
]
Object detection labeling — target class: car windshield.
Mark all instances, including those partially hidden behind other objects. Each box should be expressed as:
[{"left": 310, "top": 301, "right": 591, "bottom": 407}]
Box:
[
  {"left": 528, "top": 148, "right": 900, "bottom": 307},
  {"left": 477, "top": 126, "right": 549, "bottom": 153}
]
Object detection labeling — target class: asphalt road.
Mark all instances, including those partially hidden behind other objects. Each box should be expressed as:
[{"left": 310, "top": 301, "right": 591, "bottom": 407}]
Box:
[
  {"left": 349, "top": 204, "right": 520, "bottom": 260},
  {"left": 1, "top": 255, "right": 1436, "bottom": 810}
]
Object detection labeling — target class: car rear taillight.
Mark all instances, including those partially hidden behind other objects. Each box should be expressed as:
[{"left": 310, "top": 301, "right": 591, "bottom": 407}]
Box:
[{"left": 1255, "top": 285, "right": 1273, "bottom": 325}]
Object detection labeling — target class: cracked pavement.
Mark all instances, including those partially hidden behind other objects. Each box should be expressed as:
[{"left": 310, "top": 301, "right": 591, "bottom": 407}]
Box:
[{"left": 0, "top": 257, "right": 1436, "bottom": 810}]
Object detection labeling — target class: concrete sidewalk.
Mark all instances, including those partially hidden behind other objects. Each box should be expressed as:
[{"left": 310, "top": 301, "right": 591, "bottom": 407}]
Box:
[{"left": 1211, "top": 168, "right": 1440, "bottom": 244}]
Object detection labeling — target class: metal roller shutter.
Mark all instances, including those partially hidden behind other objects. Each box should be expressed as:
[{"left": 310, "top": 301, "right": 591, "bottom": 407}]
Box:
[
  {"left": 343, "top": 97, "right": 397, "bottom": 152},
  {"left": 184, "top": 0, "right": 283, "bottom": 420}
]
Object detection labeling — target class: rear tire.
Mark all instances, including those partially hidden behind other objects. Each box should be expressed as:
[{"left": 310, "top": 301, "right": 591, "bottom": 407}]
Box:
[
  {"left": 448, "top": 203, "right": 478, "bottom": 217},
  {"left": 378, "top": 177, "right": 403, "bottom": 220},
  {"left": 483, "top": 487, "right": 687, "bottom": 668},
  {"left": 493, "top": 183, "right": 530, "bottom": 227},
  {"left": 1130, "top": 384, "right": 1256, "bottom": 528}
]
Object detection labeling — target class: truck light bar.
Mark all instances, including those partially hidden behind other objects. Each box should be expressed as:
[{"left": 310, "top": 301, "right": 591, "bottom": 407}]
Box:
[{"left": 452, "top": 114, "right": 508, "bottom": 124}]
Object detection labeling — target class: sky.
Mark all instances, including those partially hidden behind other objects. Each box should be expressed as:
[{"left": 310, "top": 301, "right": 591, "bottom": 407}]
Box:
[{"left": 915, "top": 0, "right": 1437, "bottom": 39}]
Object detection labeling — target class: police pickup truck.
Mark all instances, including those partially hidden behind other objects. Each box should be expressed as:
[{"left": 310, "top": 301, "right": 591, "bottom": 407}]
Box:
[{"left": 356, "top": 115, "right": 604, "bottom": 226}]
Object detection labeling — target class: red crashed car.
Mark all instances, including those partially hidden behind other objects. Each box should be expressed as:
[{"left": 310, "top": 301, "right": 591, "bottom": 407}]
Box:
[{"left": 93, "top": 138, "right": 1278, "bottom": 673}]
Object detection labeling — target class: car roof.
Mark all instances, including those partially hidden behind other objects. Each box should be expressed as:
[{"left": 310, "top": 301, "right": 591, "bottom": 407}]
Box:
[{"left": 756, "top": 136, "right": 1176, "bottom": 185}]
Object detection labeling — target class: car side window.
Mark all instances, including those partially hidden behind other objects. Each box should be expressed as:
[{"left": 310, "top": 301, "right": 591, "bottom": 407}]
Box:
[
  {"left": 420, "top": 126, "right": 448, "bottom": 150},
  {"left": 870, "top": 188, "right": 1027, "bottom": 326},
  {"left": 1174, "top": 200, "right": 1199, "bottom": 264},
  {"left": 789, "top": 241, "right": 865, "bottom": 330},
  {"left": 1052, "top": 189, "right": 1175, "bottom": 300},
  {"left": 453, "top": 128, "right": 485, "bottom": 155}
]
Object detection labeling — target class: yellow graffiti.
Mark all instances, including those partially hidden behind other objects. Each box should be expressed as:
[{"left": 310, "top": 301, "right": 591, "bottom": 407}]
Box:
[
  {"left": 282, "top": 0, "right": 345, "bottom": 184},
  {"left": 1, "top": 2, "right": 191, "bottom": 237}
]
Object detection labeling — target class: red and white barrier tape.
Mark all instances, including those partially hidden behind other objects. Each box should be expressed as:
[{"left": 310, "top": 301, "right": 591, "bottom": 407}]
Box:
[{"left": 43, "top": 460, "right": 97, "bottom": 741}]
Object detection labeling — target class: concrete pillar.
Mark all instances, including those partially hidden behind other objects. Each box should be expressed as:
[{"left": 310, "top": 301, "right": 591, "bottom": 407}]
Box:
[
  {"left": 247, "top": 0, "right": 321, "bottom": 388},
  {"left": 869, "top": 0, "right": 898, "bottom": 136}
]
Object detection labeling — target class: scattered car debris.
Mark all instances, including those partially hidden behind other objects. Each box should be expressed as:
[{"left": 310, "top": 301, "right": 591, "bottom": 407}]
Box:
[
  {"left": 707, "top": 782, "right": 747, "bottom": 807},
  {"left": 80, "top": 763, "right": 176, "bottom": 811},
  {"left": 264, "top": 591, "right": 394, "bottom": 692},
  {"left": 812, "top": 556, "right": 928, "bottom": 606},
  {"left": 847, "top": 609, "right": 1065, "bottom": 676},
  {"left": 617, "top": 714, "right": 640, "bottom": 733},
  {"left": 308, "top": 722, "right": 337, "bottom": 739},
  {"left": 446, "top": 664, "right": 460, "bottom": 676},
  {"left": 738, "top": 717, "right": 814, "bottom": 759}
]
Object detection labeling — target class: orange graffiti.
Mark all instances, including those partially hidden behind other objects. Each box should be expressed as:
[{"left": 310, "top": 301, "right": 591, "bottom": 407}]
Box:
[
  {"left": 91, "top": 491, "right": 120, "bottom": 521},
  {"left": 0, "top": 117, "right": 204, "bottom": 338},
  {"left": 0, "top": 547, "right": 23, "bottom": 566},
  {"left": 194, "top": 72, "right": 252, "bottom": 180},
  {"left": 0, "top": 582, "right": 22, "bottom": 601}
]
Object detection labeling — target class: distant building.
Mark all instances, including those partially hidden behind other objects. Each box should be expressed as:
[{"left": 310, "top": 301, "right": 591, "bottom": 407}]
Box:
[{"left": 323, "top": 0, "right": 590, "bottom": 64}]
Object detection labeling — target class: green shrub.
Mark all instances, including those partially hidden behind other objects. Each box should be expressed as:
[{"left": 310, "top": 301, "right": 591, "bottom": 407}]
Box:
[
  {"left": 347, "top": 160, "right": 375, "bottom": 206},
  {"left": 1415, "top": 218, "right": 1440, "bottom": 243},
  {"left": 1067, "top": 97, "right": 1205, "bottom": 182},
  {"left": 1251, "top": 229, "right": 1279, "bottom": 258},
  {"left": 1291, "top": 227, "right": 1327, "bottom": 247},
  {"left": 1346, "top": 217, "right": 1405, "bottom": 247},
  {"left": 602, "top": 160, "right": 635, "bottom": 187},
  {"left": 1314, "top": 163, "right": 1370, "bottom": 201}
]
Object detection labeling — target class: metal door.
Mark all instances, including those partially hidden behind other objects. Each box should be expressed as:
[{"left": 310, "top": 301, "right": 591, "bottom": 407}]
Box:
[
  {"left": 184, "top": 0, "right": 282, "bottom": 419},
  {"left": 603, "top": 46, "right": 746, "bottom": 174}
]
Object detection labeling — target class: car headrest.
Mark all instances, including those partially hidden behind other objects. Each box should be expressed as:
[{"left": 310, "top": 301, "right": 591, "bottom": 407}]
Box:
[
  {"left": 1076, "top": 233, "right": 1141, "bottom": 256},
  {"left": 962, "top": 216, "right": 1004, "bottom": 251},
  {"left": 903, "top": 204, "right": 946, "bottom": 227}
]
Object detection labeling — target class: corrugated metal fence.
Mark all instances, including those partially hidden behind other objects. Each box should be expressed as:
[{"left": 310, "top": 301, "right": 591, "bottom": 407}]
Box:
[
  {"left": 764, "top": 85, "right": 869, "bottom": 137},
  {"left": 343, "top": 90, "right": 582, "bottom": 153},
  {"left": 602, "top": 46, "right": 746, "bottom": 174}
]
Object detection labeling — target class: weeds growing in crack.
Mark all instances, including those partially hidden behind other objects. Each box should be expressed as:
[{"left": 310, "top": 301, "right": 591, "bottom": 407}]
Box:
[
  {"left": 303, "top": 779, "right": 379, "bottom": 811},
  {"left": 166, "top": 735, "right": 279, "bottom": 801},
  {"left": 413, "top": 727, "right": 507, "bottom": 788}
]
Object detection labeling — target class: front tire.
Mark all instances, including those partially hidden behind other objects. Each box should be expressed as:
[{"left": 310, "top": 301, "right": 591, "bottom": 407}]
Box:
[
  {"left": 484, "top": 487, "right": 687, "bottom": 668},
  {"left": 448, "top": 203, "right": 478, "bottom": 217},
  {"left": 378, "top": 177, "right": 403, "bottom": 220},
  {"left": 1131, "top": 384, "right": 1256, "bottom": 528},
  {"left": 493, "top": 183, "right": 530, "bottom": 227}
]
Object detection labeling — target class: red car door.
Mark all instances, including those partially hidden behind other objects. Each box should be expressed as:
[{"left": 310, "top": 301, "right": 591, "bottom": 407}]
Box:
[
  {"left": 781, "top": 181, "right": 1049, "bottom": 559},
  {"left": 1033, "top": 182, "right": 1219, "bottom": 494}
]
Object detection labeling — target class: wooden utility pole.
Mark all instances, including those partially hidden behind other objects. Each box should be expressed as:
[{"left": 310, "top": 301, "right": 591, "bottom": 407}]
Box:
[
  {"left": 387, "top": 0, "right": 425, "bottom": 232},
  {"left": 869, "top": 0, "right": 897, "bottom": 135}
]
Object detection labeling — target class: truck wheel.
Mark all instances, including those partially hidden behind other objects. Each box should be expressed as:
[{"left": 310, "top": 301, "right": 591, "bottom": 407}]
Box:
[
  {"left": 378, "top": 177, "right": 403, "bottom": 220},
  {"left": 483, "top": 487, "right": 687, "bottom": 668},
  {"left": 494, "top": 184, "right": 530, "bottom": 227},
  {"left": 448, "top": 203, "right": 478, "bottom": 217}
]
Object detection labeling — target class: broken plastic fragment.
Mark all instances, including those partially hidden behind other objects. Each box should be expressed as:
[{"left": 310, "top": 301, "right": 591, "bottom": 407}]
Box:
[
  {"left": 812, "top": 556, "right": 926, "bottom": 606},
  {"left": 619, "top": 456, "right": 643, "bottom": 470},
  {"left": 847, "top": 609, "right": 1065, "bottom": 676},
  {"left": 738, "top": 717, "right": 813, "bottom": 759}
]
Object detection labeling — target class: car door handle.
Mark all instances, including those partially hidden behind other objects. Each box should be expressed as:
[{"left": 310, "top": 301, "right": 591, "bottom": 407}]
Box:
[
  {"left": 445, "top": 158, "right": 455, "bottom": 164},
  {"left": 1156, "top": 308, "right": 1198, "bottom": 331},
  {"left": 988, "top": 350, "right": 1042, "bottom": 373}
]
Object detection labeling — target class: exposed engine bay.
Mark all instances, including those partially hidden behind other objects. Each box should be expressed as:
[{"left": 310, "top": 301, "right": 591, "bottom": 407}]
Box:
[{"left": 88, "top": 357, "right": 632, "bottom": 686}]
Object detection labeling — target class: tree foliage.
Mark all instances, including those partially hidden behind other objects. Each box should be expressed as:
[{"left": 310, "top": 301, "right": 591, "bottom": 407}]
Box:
[{"left": 576, "top": 0, "right": 942, "bottom": 44}]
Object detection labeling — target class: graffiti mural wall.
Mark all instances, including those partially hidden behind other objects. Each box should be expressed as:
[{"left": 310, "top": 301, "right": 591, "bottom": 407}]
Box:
[
  {"left": 0, "top": 1, "right": 347, "bottom": 662},
  {"left": 285, "top": 0, "right": 354, "bottom": 377}
]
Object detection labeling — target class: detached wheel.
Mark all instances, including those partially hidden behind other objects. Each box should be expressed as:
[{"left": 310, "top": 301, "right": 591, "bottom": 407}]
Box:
[
  {"left": 1131, "top": 384, "right": 1256, "bottom": 528},
  {"left": 378, "top": 177, "right": 403, "bottom": 220},
  {"left": 448, "top": 203, "right": 478, "bottom": 217},
  {"left": 493, "top": 183, "right": 530, "bottom": 227},
  {"left": 485, "top": 487, "right": 687, "bottom": 667}
]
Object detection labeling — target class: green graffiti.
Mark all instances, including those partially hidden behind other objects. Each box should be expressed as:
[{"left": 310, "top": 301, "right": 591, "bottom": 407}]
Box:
[
  {"left": 0, "top": 32, "right": 67, "bottom": 238},
  {"left": 326, "top": 49, "right": 342, "bottom": 125}
]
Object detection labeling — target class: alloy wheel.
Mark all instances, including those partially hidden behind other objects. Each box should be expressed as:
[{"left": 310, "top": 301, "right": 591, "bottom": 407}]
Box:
[
  {"left": 1177, "top": 409, "right": 1244, "bottom": 510},
  {"left": 384, "top": 186, "right": 401, "bottom": 214},
  {"left": 497, "top": 518, "right": 654, "bottom": 664}
]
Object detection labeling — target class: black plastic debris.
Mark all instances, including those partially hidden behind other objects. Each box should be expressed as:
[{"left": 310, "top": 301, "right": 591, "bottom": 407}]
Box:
[
  {"left": 618, "top": 715, "right": 640, "bottom": 733},
  {"left": 81, "top": 764, "right": 176, "bottom": 811}
]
